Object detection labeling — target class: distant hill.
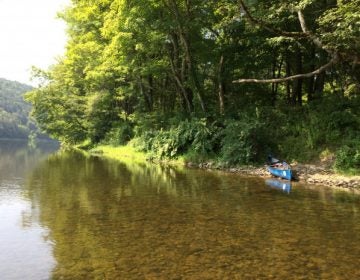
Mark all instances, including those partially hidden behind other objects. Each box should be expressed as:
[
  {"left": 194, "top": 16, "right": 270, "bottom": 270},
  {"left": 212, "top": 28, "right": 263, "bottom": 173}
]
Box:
[{"left": 0, "top": 78, "right": 36, "bottom": 139}]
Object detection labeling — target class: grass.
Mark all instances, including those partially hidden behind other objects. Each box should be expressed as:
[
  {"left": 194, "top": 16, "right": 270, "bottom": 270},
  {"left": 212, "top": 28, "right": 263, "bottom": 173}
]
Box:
[
  {"left": 89, "top": 143, "right": 186, "bottom": 166},
  {"left": 90, "top": 145, "right": 148, "bottom": 164}
]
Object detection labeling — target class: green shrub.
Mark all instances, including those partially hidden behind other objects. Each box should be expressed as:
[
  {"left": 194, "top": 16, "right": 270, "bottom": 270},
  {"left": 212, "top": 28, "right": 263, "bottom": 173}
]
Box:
[
  {"left": 133, "top": 112, "right": 172, "bottom": 136},
  {"left": 306, "top": 96, "right": 360, "bottom": 145},
  {"left": 103, "top": 122, "right": 134, "bottom": 146},
  {"left": 334, "top": 143, "right": 360, "bottom": 173},
  {"left": 134, "top": 118, "right": 218, "bottom": 160},
  {"left": 220, "top": 117, "right": 273, "bottom": 165},
  {"left": 279, "top": 135, "right": 319, "bottom": 162}
]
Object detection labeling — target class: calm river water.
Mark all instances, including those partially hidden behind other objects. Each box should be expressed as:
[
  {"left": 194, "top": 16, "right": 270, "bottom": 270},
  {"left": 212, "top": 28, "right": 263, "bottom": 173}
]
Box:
[{"left": 0, "top": 140, "right": 359, "bottom": 279}]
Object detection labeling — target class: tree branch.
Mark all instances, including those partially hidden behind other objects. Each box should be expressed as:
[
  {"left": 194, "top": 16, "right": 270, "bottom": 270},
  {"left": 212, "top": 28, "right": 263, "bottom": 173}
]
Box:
[
  {"left": 239, "top": 0, "right": 329, "bottom": 52},
  {"left": 234, "top": 1, "right": 341, "bottom": 84},
  {"left": 233, "top": 57, "right": 337, "bottom": 84},
  {"left": 238, "top": 0, "right": 307, "bottom": 38},
  {"left": 297, "top": 10, "right": 324, "bottom": 50}
]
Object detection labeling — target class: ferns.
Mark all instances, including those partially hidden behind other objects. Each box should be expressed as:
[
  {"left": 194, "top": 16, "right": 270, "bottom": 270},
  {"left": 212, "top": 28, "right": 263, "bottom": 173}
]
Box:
[
  {"left": 134, "top": 116, "right": 274, "bottom": 165},
  {"left": 135, "top": 118, "right": 217, "bottom": 160}
]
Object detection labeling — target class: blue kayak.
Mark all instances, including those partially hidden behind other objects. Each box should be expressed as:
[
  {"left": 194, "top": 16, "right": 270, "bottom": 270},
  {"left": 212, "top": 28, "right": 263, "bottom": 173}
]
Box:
[
  {"left": 267, "top": 155, "right": 292, "bottom": 180},
  {"left": 267, "top": 164, "right": 292, "bottom": 180}
]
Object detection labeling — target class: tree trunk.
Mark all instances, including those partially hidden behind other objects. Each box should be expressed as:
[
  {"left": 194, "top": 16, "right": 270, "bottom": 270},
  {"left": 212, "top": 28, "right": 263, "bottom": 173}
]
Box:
[
  {"left": 274, "top": 58, "right": 283, "bottom": 105},
  {"left": 285, "top": 57, "right": 292, "bottom": 104},
  {"left": 314, "top": 72, "right": 325, "bottom": 98},
  {"left": 307, "top": 46, "right": 316, "bottom": 101},
  {"left": 271, "top": 55, "right": 283, "bottom": 106},
  {"left": 179, "top": 31, "right": 206, "bottom": 113},
  {"left": 293, "top": 49, "right": 303, "bottom": 106},
  {"left": 271, "top": 57, "right": 276, "bottom": 104},
  {"left": 168, "top": 33, "right": 193, "bottom": 113},
  {"left": 167, "top": 0, "right": 206, "bottom": 113},
  {"left": 217, "top": 55, "right": 225, "bottom": 115},
  {"left": 139, "top": 79, "right": 151, "bottom": 112},
  {"left": 147, "top": 75, "right": 154, "bottom": 111}
]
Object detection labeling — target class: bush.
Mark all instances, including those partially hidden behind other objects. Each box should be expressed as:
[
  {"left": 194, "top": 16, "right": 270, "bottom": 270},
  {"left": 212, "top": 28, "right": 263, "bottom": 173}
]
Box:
[
  {"left": 220, "top": 116, "right": 273, "bottom": 165},
  {"left": 135, "top": 113, "right": 278, "bottom": 165},
  {"left": 103, "top": 122, "right": 134, "bottom": 146},
  {"left": 334, "top": 143, "right": 360, "bottom": 173},
  {"left": 135, "top": 118, "right": 218, "bottom": 160}
]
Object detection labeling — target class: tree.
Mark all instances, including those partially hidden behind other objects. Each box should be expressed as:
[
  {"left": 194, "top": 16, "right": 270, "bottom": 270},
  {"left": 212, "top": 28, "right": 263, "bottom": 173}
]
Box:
[{"left": 234, "top": 0, "right": 359, "bottom": 84}]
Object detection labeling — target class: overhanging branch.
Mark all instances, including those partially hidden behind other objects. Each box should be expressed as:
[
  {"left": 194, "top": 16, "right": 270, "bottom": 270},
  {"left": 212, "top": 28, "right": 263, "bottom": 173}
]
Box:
[
  {"left": 238, "top": 0, "right": 308, "bottom": 38},
  {"left": 297, "top": 10, "right": 325, "bottom": 50},
  {"left": 233, "top": 57, "right": 337, "bottom": 84},
  {"left": 235, "top": 1, "right": 341, "bottom": 84}
]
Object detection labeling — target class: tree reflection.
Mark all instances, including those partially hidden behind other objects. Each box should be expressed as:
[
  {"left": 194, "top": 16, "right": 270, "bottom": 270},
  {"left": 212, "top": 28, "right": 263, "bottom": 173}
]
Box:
[{"left": 23, "top": 150, "right": 360, "bottom": 280}]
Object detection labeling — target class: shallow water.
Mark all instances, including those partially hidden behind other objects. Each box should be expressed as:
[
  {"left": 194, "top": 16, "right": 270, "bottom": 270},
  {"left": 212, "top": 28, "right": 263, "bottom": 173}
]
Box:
[{"left": 0, "top": 140, "right": 359, "bottom": 279}]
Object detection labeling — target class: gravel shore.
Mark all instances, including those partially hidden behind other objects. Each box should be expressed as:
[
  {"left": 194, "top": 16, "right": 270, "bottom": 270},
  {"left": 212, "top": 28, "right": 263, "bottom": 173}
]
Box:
[{"left": 187, "top": 162, "right": 360, "bottom": 189}]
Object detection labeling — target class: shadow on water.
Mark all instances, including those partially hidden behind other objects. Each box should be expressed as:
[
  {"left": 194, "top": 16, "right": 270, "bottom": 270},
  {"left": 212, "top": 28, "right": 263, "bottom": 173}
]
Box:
[{"left": 16, "top": 149, "right": 360, "bottom": 279}]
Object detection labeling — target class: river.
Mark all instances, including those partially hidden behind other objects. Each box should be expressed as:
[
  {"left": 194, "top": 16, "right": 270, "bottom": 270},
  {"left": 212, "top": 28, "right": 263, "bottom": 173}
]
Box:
[{"left": 0, "top": 140, "right": 359, "bottom": 279}]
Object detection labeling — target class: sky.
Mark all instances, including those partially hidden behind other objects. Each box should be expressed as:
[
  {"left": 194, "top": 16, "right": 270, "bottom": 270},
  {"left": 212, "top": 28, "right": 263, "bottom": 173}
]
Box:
[{"left": 0, "top": 0, "right": 70, "bottom": 85}]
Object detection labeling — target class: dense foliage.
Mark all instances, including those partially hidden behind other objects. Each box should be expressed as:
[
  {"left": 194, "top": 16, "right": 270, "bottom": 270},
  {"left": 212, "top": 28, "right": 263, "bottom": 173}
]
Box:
[
  {"left": 26, "top": 0, "right": 360, "bottom": 171},
  {"left": 0, "top": 78, "right": 36, "bottom": 139}
]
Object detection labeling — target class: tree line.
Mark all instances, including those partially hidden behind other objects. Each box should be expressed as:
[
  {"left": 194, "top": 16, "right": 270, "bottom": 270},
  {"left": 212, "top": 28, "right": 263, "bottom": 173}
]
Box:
[
  {"left": 0, "top": 78, "right": 36, "bottom": 139},
  {"left": 26, "top": 0, "right": 360, "bottom": 170}
]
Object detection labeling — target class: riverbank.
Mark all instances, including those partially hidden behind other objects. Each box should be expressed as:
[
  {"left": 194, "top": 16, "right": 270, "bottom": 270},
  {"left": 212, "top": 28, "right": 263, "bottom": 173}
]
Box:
[
  {"left": 89, "top": 145, "right": 360, "bottom": 190},
  {"left": 190, "top": 163, "right": 360, "bottom": 190}
]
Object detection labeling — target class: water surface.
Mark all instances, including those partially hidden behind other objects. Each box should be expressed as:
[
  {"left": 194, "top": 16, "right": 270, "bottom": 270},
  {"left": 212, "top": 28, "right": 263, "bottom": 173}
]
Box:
[
  {"left": 0, "top": 141, "right": 360, "bottom": 279},
  {"left": 0, "top": 140, "right": 58, "bottom": 280}
]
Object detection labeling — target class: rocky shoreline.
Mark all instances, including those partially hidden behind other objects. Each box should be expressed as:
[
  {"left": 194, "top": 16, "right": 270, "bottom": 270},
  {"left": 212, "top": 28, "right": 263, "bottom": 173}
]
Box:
[{"left": 187, "top": 162, "right": 360, "bottom": 190}]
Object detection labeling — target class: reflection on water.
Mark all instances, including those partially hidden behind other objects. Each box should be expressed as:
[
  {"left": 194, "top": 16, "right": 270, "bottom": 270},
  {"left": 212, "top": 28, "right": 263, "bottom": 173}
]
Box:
[
  {"left": 0, "top": 140, "right": 58, "bottom": 280},
  {"left": 265, "top": 179, "right": 292, "bottom": 194},
  {"left": 1, "top": 141, "right": 360, "bottom": 279},
  {"left": 0, "top": 201, "right": 55, "bottom": 280}
]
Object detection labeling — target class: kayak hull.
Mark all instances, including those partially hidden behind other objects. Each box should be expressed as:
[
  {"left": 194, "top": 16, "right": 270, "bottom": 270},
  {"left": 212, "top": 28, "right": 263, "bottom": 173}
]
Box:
[{"left": 267, "top": 166, "right": 292, "bottom": 180}]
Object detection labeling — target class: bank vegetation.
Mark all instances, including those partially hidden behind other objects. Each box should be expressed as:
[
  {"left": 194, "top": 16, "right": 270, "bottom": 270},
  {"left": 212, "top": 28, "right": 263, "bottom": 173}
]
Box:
[{"left": 26, "top": 0, "right": 360, "bottom": 175}]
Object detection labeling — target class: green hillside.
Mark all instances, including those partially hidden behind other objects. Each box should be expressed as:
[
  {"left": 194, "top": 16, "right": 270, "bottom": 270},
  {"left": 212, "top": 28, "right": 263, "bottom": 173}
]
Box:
[{"left": 0, "top": 78, "right": 35, "bottom": 139}]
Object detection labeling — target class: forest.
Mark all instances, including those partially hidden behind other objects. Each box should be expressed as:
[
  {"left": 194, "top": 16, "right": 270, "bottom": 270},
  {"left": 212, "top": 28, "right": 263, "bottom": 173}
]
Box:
[
  {"left": 26, "top": 0, "right": 360, "bottom": 172},
  {"left": 0, "top": 78, "right": 36, "bottom": 139}
]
